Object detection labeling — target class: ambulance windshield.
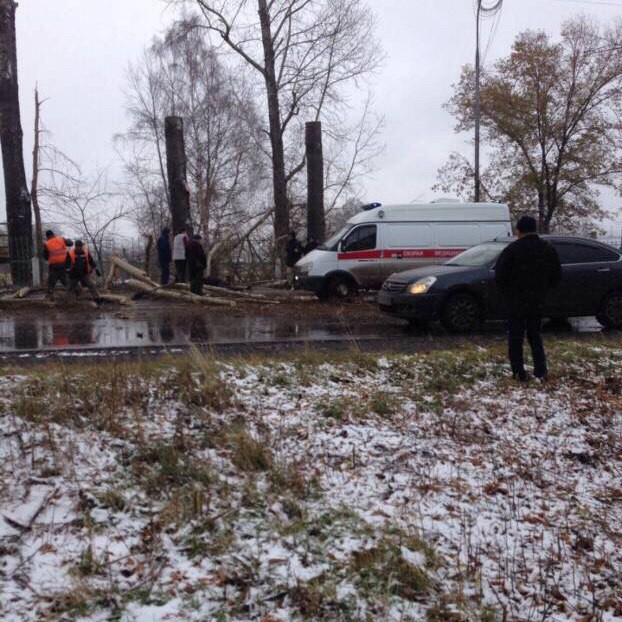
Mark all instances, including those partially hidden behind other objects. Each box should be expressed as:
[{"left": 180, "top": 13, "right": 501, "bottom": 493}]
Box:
[{"left": 319, "top": 225, "right": 353, "bottom": 251}]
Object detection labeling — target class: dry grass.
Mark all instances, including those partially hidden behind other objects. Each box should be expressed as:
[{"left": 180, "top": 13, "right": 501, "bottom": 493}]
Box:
[{"left": 1, "top": 338, "right": 621, "bottom": 620}]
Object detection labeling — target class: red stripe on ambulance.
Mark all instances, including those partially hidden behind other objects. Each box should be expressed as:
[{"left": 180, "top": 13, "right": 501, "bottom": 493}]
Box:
[{"left": 338, "top": 248, "right": 466, "bottom": 260}]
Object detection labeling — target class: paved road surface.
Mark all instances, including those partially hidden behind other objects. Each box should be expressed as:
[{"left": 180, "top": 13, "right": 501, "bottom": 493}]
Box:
[{"left": 0, "top": 301, "right": 607, "bottom": 365}]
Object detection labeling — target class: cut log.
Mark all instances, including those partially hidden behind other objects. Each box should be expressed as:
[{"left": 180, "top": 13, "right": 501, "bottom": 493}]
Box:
[
  {"left": 168, "top": 282, "right": 278, "bottom": 304},
  {"left": 1, "top": 286, "right": 40, "bottom": 300},
  {"left": 104, "top": 261, "right": 117, "bottom": 291},
  {"left": 202, "top": 284, "right": 280, "bottom": 304},
  {"left": 16, "top": 286, "right": 33, "bottom": 298},
  {"left": 126, "top": 279, "right": 235, "bottom": 307},
  {"left": 110, "top": 255, "right": 159, "bottom": 288}
]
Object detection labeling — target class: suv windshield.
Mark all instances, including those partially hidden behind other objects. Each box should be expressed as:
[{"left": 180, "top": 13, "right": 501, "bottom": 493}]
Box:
[
  {"left": 446, "top": 242, "right": 508, "bottom": 267},
  {"left": 319, "top": 225, "right": 352, "bottom": 251}
]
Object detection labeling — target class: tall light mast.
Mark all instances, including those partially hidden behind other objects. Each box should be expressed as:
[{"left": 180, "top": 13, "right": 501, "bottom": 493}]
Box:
[{"left": 474, "top": 0, "right": 503, "bottom": 203}]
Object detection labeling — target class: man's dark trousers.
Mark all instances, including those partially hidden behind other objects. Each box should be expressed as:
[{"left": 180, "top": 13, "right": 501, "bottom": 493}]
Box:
[
  {"left": 507, "top": 313, "right": 547, "bottom": 379},
  {"left": 189, "top": 269, "right": 203, "bottom": 295},
  {"left": 174, "top": 260, "right": 186, "bottom": 283},
  {"left": 160, "top": 263, "right": 170, "bottom": 285},
  {"left": 47, "top": 265, "right": 68, "bottom": 294}
]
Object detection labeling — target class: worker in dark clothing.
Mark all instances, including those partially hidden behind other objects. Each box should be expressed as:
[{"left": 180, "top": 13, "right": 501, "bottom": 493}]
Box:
[
  {"left": 286, "top": 231, "right": 303, "bottom": 266},
  {"left": 186, "top": 234, "right": 207, "bottom": 295},
  {"left": 157, "top": 227, "right": 172, "bottom": 285},
  {"left": 495, "top": 215, "right": 561, "bottom": 381},
  {"left": 65, "top": 240, "right": 102, "bottom": 302},
  {"left": 285, "top": 231, "right": 303, "bottom": 286},
  {"left": 43, "top": 229, "right": 71, "bottom": 299},
  {"left": 304, "top": 236, "right": 318, "bottom": 255}
]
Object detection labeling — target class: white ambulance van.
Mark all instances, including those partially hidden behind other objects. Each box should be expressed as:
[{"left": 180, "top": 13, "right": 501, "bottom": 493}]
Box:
[{"left": 294, "top": 200, "right": 512, "bottom": 299}]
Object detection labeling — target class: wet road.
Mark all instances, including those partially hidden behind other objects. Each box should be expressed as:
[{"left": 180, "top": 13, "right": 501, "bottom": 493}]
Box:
[{"left": 0, "top": 301, "right": 607, "bottom": 364}]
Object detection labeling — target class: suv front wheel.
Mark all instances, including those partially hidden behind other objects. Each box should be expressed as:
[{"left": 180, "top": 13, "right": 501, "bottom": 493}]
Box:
[{"left": 596, "top": 291, "right": 622, "bottom": 329}]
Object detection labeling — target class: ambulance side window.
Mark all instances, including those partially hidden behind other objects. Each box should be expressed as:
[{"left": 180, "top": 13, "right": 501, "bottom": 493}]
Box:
[{"left": 342, "top": 225, "right": 377, "bottom": 252}]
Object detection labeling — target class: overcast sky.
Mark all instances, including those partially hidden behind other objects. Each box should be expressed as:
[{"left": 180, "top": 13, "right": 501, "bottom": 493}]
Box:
[{"left": 4, "top": 0, "right": 622, "bottom": 234}]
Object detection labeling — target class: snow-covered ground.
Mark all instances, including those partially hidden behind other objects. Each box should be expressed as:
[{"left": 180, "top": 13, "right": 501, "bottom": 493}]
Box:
[{"left": 0, "top": 342, "right": 621, "bottom": 621}]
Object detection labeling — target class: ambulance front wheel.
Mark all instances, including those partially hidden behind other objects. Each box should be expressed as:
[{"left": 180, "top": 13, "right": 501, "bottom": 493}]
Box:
[{"left": 319, "top": 275, "right": 357, "bottom": 301}]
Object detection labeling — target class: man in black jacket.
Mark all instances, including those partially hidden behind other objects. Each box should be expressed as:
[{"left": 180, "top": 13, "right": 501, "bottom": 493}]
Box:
[
  {"left": 186, "top": 234, "right": 207, "bottom": 295},
  {"left": 495, "top": 216, "right": 561, "bottom": 381},
  {"left": 157, "top": 227, "right": 172, "bottom": 285}
]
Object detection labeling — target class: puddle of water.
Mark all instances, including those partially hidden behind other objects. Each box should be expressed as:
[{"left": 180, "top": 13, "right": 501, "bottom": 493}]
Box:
[
  {"left": 0, "top": 312, "right": 602, "bottom": 353},
  {"left": 0, "top": 312, "right": 403, "bottom": 352}
]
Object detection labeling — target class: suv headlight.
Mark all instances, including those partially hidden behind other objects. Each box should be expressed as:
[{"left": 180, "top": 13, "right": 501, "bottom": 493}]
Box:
[
  {"left": 407, "top": 276, "right": 437, "bottom": 295},
  {"left": 297, "top": 263, "right": 312, "bottom": 275}
]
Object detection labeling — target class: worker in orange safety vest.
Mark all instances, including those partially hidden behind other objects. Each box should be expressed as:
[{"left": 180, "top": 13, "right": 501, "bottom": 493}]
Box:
[
  {"left": 43, "top": 229, "right": 71, "bottom": 298},
  {"left": 65, "top": 240, "right": 102, "bottom": 302}
]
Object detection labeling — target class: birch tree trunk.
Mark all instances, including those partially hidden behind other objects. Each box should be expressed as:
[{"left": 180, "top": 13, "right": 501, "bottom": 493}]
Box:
[
  {"left": 257, "top": 0, "right": 289, "bottom": 262},
  {"left": 31, "top": 87, "right": 43, "bottom": 282},
  {"left": 0, "top": 0, "right": 32, "bottom": 285}
]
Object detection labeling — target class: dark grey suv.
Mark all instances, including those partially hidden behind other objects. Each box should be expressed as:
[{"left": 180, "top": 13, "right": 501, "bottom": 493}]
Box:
[{"left": 377, "top": 236, "right": 622, "bottom": 332}]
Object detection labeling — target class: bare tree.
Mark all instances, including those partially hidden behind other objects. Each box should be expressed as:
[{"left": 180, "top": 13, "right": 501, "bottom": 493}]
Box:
[
  {"left": 41, "top": 165, "right": 128, "bottom": 271},
  {"left": 179, "top": 0, "right": 382, "bottom": 260},
  {"left": 0, "top": 0, "right": 32, "bottom": 285},
  {"left": 118, "top": 24, "right": 267, "bottom": 243}
]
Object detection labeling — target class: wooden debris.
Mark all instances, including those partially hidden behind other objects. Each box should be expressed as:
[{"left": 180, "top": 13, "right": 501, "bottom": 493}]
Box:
[
  {"left": 0, "top": 286, "right": 40, "bottom": 300},
  {"left": 110, "top": 255, "right": 160, "bottom": 288},
  {"left": 15, "top": 286, "right": 34, "bottom": 299},
  {"left": 104, "top": 261, "right": 118, "bottom": 291},
  {"left": 126, "top": 279, "right": 235, "bottom": 307},
  {"left": 166, "top": 282, "right": 279, "bottom": 305},
  {"left": 203, "top": 284, "right": 280, "bottom": 305}
]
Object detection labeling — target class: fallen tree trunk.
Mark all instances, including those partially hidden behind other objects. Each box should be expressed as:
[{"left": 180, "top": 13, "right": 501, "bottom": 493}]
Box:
[
  {"left": 206, "top": 208, "right": 274, "bottom": 278},
  {"left": 166, "top": 282, "right": 279, "bottom": 305},
  {"left": 126, "top": 279, "right": 235, "bottom": 307},
  {"left": 110, "top": 256, "right": 159, "bottom": 288},
  {"left": 202, "top": 284, "right": 280, "bottom": 304},
  {"left": 1, "top": 286, "right": 40, "bottom": 300},
  {"left": 16, "top": 286, "right": 35, "bottom": 298},
  {"left": 104, "top": 261, "right": 118, "bottom": 291}
]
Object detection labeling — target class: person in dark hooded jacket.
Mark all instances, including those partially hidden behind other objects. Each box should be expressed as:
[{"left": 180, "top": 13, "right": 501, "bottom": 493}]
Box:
[
  {"left": 186, "top": 234, "right": 207, "bottom": 295},
  {"left": 495, "top": 215, "right": 561, "bottom": 381},
  {"left": 157, "top": 227, "right": 172, "bottom": 285}
]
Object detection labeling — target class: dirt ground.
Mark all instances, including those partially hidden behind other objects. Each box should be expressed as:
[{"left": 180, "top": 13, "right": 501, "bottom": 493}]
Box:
[{"left": 0, "top": 289, "right": 393, "bottom": 325}]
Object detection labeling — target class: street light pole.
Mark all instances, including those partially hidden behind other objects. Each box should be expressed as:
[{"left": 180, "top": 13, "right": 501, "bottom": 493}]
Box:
[
  {"left": 475, "top": 1, "right": 482, "bottom": 203},
  {"left": 474, "top": 0, "right": 503, "bottom": 203}
]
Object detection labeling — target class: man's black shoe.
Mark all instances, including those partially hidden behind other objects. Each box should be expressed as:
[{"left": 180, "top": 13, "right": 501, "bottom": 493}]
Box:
[{"left": 513, "top": 371, "right": 530, "bottom": 383}]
